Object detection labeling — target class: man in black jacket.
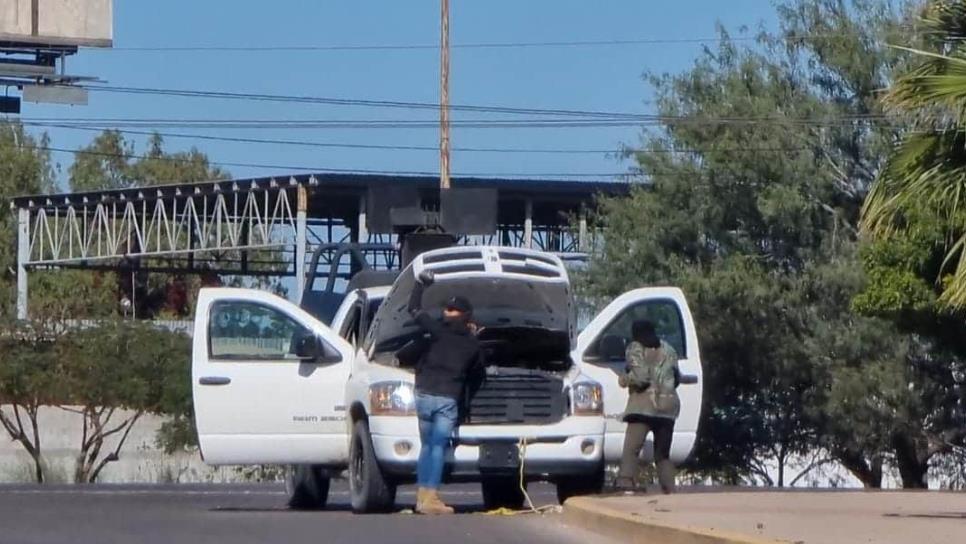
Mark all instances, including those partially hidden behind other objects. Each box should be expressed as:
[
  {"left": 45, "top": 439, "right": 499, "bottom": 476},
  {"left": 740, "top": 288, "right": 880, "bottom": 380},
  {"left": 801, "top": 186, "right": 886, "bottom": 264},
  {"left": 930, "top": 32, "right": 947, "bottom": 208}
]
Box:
[{"left": 407, "top": 270, "right": 482, "bottom": 515}]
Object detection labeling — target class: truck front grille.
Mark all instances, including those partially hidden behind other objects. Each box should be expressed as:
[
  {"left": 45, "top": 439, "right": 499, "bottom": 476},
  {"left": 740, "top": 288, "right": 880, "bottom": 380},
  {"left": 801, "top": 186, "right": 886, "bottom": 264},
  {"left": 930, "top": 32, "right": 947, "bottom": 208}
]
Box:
[{"left": 465, "top": 370, "right": 566, "bottom": 425}]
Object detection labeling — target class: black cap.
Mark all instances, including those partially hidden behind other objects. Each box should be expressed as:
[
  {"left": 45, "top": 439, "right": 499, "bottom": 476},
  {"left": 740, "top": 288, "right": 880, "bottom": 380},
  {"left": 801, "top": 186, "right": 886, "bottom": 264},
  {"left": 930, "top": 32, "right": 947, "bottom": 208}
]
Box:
[{"left": 445, "top": 296, "right": 473, "bottom": 314}]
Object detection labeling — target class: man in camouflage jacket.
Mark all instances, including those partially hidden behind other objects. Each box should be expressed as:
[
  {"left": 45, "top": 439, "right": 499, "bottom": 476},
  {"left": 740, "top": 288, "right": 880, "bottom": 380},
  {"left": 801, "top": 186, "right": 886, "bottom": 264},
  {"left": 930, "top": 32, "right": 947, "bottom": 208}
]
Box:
[{"left": 616, "top": 320, "right": 681, "bottom": 494}]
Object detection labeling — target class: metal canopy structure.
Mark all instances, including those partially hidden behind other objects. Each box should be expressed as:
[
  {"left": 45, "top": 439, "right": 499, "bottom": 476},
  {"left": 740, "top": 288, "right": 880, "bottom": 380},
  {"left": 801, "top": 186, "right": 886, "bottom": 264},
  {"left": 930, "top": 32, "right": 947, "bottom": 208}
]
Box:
[{"left": 10, "top": 172, "right": 631, "bottom": 319}]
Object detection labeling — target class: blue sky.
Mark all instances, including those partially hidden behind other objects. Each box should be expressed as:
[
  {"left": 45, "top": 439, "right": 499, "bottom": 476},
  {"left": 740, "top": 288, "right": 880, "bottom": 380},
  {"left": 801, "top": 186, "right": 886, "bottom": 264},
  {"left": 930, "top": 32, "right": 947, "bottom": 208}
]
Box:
[{"left": 17, "top": 0, "right": 779, "bottom": 187}]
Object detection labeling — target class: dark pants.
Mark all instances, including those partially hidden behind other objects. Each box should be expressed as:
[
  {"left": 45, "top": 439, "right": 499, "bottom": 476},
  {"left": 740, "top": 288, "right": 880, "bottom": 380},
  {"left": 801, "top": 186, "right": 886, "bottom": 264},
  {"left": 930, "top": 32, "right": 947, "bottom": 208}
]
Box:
[{"left": 617, "top": 416, "right": 676, "bottom": 493}]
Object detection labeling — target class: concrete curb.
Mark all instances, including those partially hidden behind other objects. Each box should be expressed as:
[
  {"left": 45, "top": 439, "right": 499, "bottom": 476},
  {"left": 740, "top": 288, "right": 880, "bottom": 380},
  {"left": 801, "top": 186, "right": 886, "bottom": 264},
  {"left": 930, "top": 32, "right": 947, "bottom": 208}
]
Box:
[{"left": 563, "top": 496, "right": 785, "bottom": 544}]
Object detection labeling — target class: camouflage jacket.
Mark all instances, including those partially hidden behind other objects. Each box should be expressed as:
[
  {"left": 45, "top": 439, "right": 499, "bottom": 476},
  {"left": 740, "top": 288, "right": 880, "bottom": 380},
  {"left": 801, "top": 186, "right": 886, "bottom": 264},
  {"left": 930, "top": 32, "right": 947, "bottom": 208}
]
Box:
[{"left": 619, "top": 339, "right": 681, "bottom": 420}]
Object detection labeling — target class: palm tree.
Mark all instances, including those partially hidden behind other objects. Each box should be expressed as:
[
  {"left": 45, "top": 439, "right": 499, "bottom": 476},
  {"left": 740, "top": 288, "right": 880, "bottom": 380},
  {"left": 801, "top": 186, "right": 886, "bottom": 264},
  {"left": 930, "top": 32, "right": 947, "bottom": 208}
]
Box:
[{"left": 862, "top": 0, "right": 966, "bottom": 308}]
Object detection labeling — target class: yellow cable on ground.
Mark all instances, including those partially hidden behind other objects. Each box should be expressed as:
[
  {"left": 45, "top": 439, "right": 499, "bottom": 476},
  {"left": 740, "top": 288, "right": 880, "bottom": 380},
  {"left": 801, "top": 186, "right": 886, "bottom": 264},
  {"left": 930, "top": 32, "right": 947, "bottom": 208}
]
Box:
[{"left": 483, "top": 437, "right": 561, "bottom": 516}]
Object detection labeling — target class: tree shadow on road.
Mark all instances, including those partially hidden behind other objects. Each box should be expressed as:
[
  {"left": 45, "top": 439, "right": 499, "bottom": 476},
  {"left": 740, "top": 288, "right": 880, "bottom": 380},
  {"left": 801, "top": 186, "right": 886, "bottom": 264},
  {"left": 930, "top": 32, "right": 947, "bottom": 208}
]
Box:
[
  {"left": 883, "top": 512, "right": 966, "bottom": 520},
  {"left": 209, "top": 501, "right": 501, "bottom": 515},
  {"left": 210, "top": 504, "right": 353, "bottom": 513}
]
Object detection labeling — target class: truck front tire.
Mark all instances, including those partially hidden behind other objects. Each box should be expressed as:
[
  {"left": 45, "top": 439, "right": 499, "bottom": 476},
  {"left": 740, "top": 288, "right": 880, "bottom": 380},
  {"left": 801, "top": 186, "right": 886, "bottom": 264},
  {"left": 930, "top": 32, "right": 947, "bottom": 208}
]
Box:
[
  {"left": 481, "top": 477, "right": 526, "bottom": 510},
  {"left": 285, "top": 465, "right": 330, "bottom": 510},
  {"left": 349, "top": 420, "right": 397, "bottom": 513},
  {"left": 555, "top": 468, "right": 605, "bottom": 504}
]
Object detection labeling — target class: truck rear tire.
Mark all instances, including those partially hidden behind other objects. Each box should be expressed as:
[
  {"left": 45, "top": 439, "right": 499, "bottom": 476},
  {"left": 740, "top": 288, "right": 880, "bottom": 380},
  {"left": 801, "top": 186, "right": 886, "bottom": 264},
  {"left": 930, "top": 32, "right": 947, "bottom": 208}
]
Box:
[
  {"left": 285, "top": 465, "right": 330, "bottom": 510},
  {"left": 555, "top": 469, "right": 605, "bottom": 504},
  {"left": 481, "top": 477, "right": 526, "bottom": 510},
  {"left": 349, "top": 420, "right": 396, "bottom": 513}
]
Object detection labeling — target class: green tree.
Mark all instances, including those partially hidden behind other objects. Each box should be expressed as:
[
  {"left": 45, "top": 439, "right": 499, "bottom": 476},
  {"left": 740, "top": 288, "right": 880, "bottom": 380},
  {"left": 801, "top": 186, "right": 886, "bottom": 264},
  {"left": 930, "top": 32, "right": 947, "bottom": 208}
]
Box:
[
  {"left": 853, "top": 204, "right": 966, "bottom": 488},
  {"left": 0, "top": 123, "right": 55, "bottom": 302},
  {"left": 862, "top": 0, "right": 966, "bottom": 310},
  {"left": 0, "top": 125, "right": 203, "bottom": 481},
  {"left": 0, "top": 124, "right": 102, "bottom": 483},
  {"left": 69, "top": 132, "right": 227, "bottom": 192},
  {"left": 0, "top": 322, "right": 62, "bottom": 483},
  {"left": 800, "top": 253, "right": 914, "bottom": 487},
  {"left": 155, "top": 327, "right": 196, "bottom": 455},
  {"left": 59, "top": 321, "right": 191, "bottom": 483},
  {"left": 0, "top": 269, "right": 117, "bottom": 482},
  {"left": 579, "top": 0, "right": 961, "bottom": 488},
  {"left": 855, "top": 0, "right": 966, "bottom": 485}
]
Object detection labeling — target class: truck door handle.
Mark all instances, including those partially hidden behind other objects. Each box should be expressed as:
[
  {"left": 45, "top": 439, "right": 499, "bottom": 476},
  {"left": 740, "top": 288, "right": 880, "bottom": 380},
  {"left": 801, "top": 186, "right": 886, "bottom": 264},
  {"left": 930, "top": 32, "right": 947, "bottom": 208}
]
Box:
[{"left": 199, "top": 376, "right": 232, "bottom": 386}]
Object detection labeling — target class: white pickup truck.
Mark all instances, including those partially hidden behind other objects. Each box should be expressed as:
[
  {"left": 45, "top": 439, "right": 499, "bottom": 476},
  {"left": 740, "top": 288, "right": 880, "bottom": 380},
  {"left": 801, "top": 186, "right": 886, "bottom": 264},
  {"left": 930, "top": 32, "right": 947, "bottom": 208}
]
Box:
[{"left": 191, "top": 245, "right": 702, "bottom": 513}]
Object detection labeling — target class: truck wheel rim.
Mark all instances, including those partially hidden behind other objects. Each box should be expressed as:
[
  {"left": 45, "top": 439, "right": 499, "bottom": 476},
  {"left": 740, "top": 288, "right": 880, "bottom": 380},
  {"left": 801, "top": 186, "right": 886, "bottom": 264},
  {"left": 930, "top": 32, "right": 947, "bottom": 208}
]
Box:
[
  {"left": 351, "top": 436, "right": 364, "bottom": 491},
  {"left": 284, "top": 466, "right": 295, "bottom": 496}
]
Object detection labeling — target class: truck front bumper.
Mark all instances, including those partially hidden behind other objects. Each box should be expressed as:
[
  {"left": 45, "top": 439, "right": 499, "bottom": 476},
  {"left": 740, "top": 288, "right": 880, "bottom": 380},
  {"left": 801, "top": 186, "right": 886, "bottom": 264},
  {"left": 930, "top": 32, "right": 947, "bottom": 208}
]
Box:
[{"left": 369, "top": 416, "right": 604, "bottom": 481}]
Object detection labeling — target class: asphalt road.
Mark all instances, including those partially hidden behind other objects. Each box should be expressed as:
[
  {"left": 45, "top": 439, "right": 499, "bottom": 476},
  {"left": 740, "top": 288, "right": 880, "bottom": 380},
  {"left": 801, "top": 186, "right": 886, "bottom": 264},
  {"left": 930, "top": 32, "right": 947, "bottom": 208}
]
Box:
[{"left": 0, "top": 481, "right": 617, "bottom": 544}]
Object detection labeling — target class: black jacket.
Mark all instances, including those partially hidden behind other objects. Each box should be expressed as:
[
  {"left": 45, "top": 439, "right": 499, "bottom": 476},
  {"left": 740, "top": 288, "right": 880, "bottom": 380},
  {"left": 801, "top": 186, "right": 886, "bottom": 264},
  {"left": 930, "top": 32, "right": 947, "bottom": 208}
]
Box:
[{"left": 406, "top": 282, "right": 483, "bottom": 401}]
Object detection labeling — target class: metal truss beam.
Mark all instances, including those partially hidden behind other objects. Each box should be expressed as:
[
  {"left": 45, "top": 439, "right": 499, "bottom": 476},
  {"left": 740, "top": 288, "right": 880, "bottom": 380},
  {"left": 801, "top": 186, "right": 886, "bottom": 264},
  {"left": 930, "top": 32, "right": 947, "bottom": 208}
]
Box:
[
  {"left": 12, "top": 174, "right": 615, "bottom": 319},
  {"left": 22, "top": 183, "right": 297, "bottom": 266}
]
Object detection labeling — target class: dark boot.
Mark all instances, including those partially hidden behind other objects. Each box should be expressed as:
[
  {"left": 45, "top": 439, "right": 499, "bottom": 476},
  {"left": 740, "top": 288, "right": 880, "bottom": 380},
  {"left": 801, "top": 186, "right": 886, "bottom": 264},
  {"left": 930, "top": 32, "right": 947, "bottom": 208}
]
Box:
[
  {"left": 657, "top": 460, "right": 676, "bottom": 494},
  {"left": 614, "top": 476, "right": 639, "bottom": 495}
]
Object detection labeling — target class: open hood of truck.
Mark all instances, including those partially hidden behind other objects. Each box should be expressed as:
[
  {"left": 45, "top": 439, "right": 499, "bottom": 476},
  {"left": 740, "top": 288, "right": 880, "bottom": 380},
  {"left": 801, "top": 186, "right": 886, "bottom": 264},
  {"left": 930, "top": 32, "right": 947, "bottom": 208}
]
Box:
[{"left": 367, "top": 256, "right": 574, "bottom": 355}]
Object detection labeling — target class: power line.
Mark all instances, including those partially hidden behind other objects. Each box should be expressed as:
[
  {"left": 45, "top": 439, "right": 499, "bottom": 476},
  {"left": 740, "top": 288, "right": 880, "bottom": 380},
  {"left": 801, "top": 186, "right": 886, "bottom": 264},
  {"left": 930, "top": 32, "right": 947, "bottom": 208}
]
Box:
[
  {"left": 26, "top": 121, "right": 625, "bottom": 154},
  {"left": 80, "top": 85, "right": 896, "bottom": 127},
  {"left": 88, "top": 37, "right": 755, "bottom": 52},
  {"left": 20, "top": 118, "right": 654, "bottom": 130},
  {"left": 23, "top": 117, "right": 628, "bottom": 126},
  {"left": 82, "top": 84, "right": 660, "bottom": 120},
  {"left": 87, "top": 33, "right": 921, "bottom": 53},
  {"left": 10, "top": 142, "right": 632, "bottom": 178},
  {"left": 4, "top": 141, "right": 823, "bottom": 182},
  {"left": 20, "top": 115, "right": 899, "bottom": 131},
  {"left": 23, "top": 122, "right": 816, "bottom": 156},
  {"left": 5, "top": 141, "right": 821, "bottom": 180}
]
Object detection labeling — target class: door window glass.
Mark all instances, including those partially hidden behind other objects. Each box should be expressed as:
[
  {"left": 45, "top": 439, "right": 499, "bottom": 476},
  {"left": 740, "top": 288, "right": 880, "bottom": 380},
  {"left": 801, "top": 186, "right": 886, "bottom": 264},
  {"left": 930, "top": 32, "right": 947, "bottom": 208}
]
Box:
[
  {"left": 584, "top": 299, "right": 686, "bottom": 362},
  {"left": 362, "top": 298, "right": 383, "bottom": 340},
  {"left": 340, "top": 305, "right": 362, "bottom": 347},
  {"left": 209, "top": 301, "right": 313, "bottom": 360}
]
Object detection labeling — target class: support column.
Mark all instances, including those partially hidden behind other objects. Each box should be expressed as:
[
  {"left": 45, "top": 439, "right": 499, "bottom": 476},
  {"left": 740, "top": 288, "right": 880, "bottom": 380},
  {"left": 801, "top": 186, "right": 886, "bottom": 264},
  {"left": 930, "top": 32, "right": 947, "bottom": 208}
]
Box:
[
  {"left": 294, "top": 185, "right": 308, "bottom": 303},
  {"left": 523, "top": 198, "right": 533, "bottom": 249},
  {"left": 578, "top": 208, "right": 588, "bottom": 252},
  {"left": 357, "top": 195, "right": 369, "bottom": 244},
  {"left": 16, "top": 207, "right": 29, "bottom": 320},
  {"left": 439, "top": 0, "right": 451, "bottom": 190},
  {"left": 240, "top": 221, "right": 250, "bottom": 273}
]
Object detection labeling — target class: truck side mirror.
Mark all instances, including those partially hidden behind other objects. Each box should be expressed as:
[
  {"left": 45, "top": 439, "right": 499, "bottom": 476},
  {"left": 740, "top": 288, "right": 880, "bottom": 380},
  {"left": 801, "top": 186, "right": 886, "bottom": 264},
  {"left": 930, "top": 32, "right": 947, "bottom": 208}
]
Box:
[
  {"left": 294, "top": 334, "right": 321, "bottom": 360},
  {"left": 679, "top": 374, "right": 699, "bottom": 385},
  {"left": 294, "top": 335, "right": 343, "bottom": 364}
]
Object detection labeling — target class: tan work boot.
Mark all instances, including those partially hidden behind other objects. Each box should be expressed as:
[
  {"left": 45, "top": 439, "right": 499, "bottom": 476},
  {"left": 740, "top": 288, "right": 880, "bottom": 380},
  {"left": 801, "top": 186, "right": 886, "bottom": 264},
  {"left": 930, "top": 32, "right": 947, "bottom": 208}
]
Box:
[
  {"left": 415, "top": 487, "right": 429, "bottom": 511},
  {"left": 427, "top": 489, "right": 455, "bottom": 514},
  {"left": 416, "top": 488, "right": 454, "bottom": 515}
]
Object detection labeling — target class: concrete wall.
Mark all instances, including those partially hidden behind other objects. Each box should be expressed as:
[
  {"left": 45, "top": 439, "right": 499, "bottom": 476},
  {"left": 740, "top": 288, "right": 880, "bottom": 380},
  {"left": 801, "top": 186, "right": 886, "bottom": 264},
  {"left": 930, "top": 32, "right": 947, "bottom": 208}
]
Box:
[{"left": 0, "top": 405, "right": 247, "bottom": 484}]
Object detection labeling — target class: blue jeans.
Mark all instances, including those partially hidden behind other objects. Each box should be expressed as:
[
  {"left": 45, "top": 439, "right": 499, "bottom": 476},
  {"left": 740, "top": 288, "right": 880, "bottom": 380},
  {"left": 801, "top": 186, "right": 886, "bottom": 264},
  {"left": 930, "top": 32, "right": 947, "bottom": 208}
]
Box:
[{"left": 415, "top": 393, "right": 459, "bottom": 489}]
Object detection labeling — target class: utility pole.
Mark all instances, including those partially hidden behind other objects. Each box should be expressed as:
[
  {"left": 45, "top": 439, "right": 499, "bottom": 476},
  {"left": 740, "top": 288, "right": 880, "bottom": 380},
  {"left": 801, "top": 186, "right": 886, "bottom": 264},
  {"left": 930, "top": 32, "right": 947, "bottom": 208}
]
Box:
[{"left": 439, "top": 0, "right": 451, "bottom": 190}]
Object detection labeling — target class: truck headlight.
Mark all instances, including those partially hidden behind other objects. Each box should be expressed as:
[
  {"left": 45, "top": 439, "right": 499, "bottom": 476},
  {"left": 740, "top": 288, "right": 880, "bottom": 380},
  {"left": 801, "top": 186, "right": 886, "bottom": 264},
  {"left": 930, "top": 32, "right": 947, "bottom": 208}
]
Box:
[
  {"left": 572, "top": 382, "right": 603, "bottom": 415},
  {"left": 370, "top": 382, "right": 416, "bottom": 416}
]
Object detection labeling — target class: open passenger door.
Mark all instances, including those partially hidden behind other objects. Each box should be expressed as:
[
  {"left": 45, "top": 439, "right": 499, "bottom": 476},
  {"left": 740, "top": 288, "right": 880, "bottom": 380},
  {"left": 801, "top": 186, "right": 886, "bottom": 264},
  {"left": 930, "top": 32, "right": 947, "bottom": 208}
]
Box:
[
  {"left": 574, "top": 288, "right": 702, "bottom": 464},
  {"left": 192, "top": 288, "right": 354, "bottom": 465}
]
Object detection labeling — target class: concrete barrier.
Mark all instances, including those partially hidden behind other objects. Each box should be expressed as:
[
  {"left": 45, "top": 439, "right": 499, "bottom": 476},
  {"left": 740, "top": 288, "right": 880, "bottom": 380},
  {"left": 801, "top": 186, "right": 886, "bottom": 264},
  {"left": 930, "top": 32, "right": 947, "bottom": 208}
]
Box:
[
  {"left": 564, "top": 491, "right": 966, "bottom": 544},
  {"left": 0, "top": 405, "right": 243, "bottom": 483},
  {"left": 564, "top": 496, "right": 780, "bottom": 544}
]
